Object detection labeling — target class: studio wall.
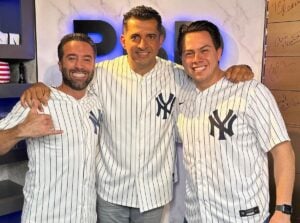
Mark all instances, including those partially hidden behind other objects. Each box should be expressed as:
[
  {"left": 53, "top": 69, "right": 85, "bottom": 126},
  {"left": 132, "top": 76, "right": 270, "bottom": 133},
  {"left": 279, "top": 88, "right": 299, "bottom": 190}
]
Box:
[{"left": 35, "top": 0, "right": 266, "bottom": 85}]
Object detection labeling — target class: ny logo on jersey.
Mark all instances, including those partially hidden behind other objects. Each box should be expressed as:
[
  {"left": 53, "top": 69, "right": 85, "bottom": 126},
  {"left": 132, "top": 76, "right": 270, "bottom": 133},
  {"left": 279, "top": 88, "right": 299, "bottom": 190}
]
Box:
[
  {"left": 89, "top": 109, "right": 101, "bottom": 134},
  {"left": 209, "top": 109, "right": 237, "bottom": 140},
  {"left": 156, "top": 93, "right": 176, "bottom": 119}
]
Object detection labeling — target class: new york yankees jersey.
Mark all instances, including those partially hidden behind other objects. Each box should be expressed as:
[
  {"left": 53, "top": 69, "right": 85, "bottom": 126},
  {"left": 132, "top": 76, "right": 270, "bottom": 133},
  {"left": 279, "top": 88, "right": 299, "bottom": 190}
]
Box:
[
  {"left": 177, "top": 78, "right": 290, "bottom": 223},
  {"left": 0, "top": 88, "right": 101, "bottom": 223},
  {"left": 92, "top": 55, "right": 189, "bottom": 212}
]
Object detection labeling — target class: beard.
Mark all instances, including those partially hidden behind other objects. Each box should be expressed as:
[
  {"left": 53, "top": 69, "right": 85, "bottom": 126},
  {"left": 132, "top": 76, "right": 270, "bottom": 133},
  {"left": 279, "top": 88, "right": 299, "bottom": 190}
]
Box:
[{"left": 61, "top": 68, "right": 94, "bottom": 91}]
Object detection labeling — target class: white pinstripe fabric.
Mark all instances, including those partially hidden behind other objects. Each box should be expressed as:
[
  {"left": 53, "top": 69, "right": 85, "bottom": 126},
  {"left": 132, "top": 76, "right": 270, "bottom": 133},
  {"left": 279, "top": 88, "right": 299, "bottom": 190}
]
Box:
[
  {"left": 92, "top": 55, "right": 189, "bottom": 212},
  {"left": 177, "top": 78, "right": 290, "bottom": 223},
  {"left": 0, "top": 88, "right": 101, "bottom": 223}
]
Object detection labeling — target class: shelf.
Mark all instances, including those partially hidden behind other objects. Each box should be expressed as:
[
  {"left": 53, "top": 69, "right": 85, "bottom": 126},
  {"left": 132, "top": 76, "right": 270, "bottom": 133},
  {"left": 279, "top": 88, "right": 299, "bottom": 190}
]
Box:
[
  {"left": 0, "top": 141, "right": 28, "bottom": 165},
  {"left": 0, "top": 0, "right": 36, "bottom": 59},
  {"left": 0, "top": 180, "right": 23, "bottom": 216},
  {"left": 0, "top": 83, "right": 30, "bottom": 164},
  {"left": 0, "top": 83, "right": 31, "bottom": 98}
]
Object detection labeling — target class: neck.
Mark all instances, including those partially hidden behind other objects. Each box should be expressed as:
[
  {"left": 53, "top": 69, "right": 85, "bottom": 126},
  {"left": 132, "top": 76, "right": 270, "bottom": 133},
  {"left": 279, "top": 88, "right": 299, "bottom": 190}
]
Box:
[
  {"left": 196, "top": 69, "right": 225, "bottom": 91},
  {"left": 57, "top": 85, "right": 86, "bottom": 100},
  {"left": 127, "top": 56, "right": 156, "bottom": 76}
]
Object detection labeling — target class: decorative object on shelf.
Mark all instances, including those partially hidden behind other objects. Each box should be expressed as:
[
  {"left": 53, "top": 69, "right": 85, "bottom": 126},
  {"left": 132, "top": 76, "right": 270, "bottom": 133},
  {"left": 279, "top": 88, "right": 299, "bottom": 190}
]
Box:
[
  {"left": 0, "top": 31, "right": 8, "bottom": 44},
  {"left": 18, "top": 62, "right": 26, "bottom": 83},
  {"left": 9, "top": 33, "right": 20, "bottom": 45},
  {"left": 0, "top": 31, "right": 20, "bottom": 45},
  {"left": 0, "top": 61, "right": 10, "bottom": 83}
]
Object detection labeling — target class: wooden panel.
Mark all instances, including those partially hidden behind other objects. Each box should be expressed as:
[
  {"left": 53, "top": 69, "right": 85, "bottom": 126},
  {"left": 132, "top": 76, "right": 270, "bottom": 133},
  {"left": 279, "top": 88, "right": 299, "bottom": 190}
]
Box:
[
  {"left": 265, "top": 21, "right": 300, "bottom": 56},
  {"left": 264, "top": 57, "right": 300, "bottom": 90},
  {"left": 287, "top": 127, "right": 300, "bottom": 173},
  {"left": 265, "top": 1, "right": 300, "bottom": 220},
  {"left": 268, "top": 0, "right": 300, "bottom": 23},
  {"left": 293, "top": 173, "right": 300, "bottom": 221},
  {"left": 271, "top": 90, "right": 300, "bottom": 127}
]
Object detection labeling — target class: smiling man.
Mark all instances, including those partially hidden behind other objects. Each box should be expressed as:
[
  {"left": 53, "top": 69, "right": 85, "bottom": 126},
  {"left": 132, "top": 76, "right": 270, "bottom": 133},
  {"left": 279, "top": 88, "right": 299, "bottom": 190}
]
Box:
[
  {"left": 0, "top": 33, "right": 101, "bottom": 223},
  {"left": 177, "top": 20, "right": 295, "bottom": 223}
]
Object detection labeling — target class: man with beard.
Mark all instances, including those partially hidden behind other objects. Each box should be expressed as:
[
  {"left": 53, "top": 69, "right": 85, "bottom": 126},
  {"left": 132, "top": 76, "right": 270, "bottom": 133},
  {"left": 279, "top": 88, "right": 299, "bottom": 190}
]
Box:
[{"left": 0, "top": 33, "right": 101, "bottom": 223}]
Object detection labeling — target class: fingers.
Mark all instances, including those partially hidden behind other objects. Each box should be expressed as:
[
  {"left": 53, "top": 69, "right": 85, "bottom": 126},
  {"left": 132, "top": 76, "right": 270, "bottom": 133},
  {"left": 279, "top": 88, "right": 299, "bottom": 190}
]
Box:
[
  {"left": 225, "top": 64, "right": 254, "bottom": 83},
  {"left": 48, "top": 129, "right": 64, "bottom": 136},
  {"left": 29, "top": 99, "right": 39, "bottom": 115},
  {"left": 237, "top": 65, "right": 254, "bottom": 82},
  {"left": 36, "top": 87, "right": 50, "bottom": 106},
  {"left": 39, "top": 116, "right": 63, "bottom": 136},
  {"left": 20, "top": 90, "right": 31, "bottom": 108},
  {"left": 224, "top": 65, "right": 238, "bottom": 83},
  {"left": 23, "top": 113, "right": 63, "bottom": 138},
  {"left": 39, "top": 114, "right": 63, "bottom": 135},
  {"left": 20, "top": 83, "right": 51, "bottom": 108}
]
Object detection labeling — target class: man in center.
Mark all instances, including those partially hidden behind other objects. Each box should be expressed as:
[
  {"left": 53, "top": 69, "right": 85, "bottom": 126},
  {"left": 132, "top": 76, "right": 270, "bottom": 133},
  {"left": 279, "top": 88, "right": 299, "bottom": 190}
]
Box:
[{"left": 93, "top": 6, "right": 253, "bottom": 222}]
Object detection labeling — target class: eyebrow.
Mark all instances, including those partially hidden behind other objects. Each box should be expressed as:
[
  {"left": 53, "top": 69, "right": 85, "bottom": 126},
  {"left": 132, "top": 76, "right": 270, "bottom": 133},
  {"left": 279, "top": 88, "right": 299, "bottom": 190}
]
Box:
[
  {"left": 183, "top": 44, "right": 212, "bottom": 52},
  {"left": 65, "top": 54, "right": 93, "bottom": 58}
]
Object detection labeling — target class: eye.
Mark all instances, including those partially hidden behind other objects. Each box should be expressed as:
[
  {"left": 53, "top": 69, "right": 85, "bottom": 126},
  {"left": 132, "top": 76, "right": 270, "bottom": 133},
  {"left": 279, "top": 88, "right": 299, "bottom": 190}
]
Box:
[
  {"left": 83, "top": 57, "right": 92, "bottom": 62},
  {"left": 200, "top": 48, "right": 210, "bottom": 54},
  {"left": 131, "top": 35, "right": 140, "bottom": 41},
  {"left": 67, "top": 56, "right": 76, "bottom": 61},
  {"left": 183, "top": 51, "right": 194, "bottom": 58},
  {"left": 148, "top": 34, "right": 157, "bottom": 40}
]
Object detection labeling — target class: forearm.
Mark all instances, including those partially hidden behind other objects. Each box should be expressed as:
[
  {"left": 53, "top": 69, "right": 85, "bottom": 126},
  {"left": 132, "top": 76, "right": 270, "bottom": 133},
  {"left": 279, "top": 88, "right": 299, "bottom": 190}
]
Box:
[
  {"left": 271, "top": 141, "right": 295, "bottom": 204},
  {"left": 0, "top": 125, "right": 25, "bottom": 155}
]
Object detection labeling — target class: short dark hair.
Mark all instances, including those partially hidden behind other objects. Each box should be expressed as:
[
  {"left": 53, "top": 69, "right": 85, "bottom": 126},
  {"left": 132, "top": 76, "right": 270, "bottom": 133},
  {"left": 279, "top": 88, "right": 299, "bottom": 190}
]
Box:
[
  {"left": 177, "top": 20, "right": 223, "bottom": 56},
  {"left": 57, "top": 33, "right": 97, "bottom": 61},
  {"left": 123, "top": 5, "right": 163, "bottom": 33}
]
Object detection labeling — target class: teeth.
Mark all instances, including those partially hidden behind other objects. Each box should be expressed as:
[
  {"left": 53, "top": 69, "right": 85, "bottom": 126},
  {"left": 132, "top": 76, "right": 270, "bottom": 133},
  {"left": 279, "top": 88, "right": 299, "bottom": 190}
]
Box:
[
  {"left": 137, "top": 52, "right": 148, "bottom": 56},
  {"left": 193, "top": 66, "right": 206, "bottom": 71},
  {"left": 72, "top": 72, "right": 85, "bottom": 78}
]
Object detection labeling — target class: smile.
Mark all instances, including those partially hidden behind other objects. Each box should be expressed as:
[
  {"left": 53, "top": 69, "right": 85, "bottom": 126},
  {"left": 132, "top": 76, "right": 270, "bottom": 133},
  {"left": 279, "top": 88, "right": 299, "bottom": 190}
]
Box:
[
  {"left": 71, "top": 72, "right": 86, "bottom": 78},
  {"left": 192, "top": 65, "right": 206, "bottom": 72}
]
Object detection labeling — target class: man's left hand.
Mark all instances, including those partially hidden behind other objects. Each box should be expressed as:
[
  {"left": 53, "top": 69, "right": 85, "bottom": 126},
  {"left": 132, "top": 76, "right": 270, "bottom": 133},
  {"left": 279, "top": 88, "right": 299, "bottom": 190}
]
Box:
[
  {"left": 225, "top": 64, "right": 254, "bottom": 83},
  {"left": 269, "top": 210, "right": 291, "bottom": 223}
]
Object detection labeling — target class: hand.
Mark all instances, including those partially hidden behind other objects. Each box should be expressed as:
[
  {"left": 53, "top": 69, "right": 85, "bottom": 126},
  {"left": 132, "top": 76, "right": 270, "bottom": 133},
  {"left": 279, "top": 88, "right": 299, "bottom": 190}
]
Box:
[
  {"left": 224, "top": 64, "right": 254, "bottom": 83},
  {"left": 18, "top": 100, "right": 63, "bottom": 138},
  {"left": 20, "top": 82, "right": 51, "bottom": 111},
  {"left": 269, "top": 210, "right": 291, "bottom": 223}
]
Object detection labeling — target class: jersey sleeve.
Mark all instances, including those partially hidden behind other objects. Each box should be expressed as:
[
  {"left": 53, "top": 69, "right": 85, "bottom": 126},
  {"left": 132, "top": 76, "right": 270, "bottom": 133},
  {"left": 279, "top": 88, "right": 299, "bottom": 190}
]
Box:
[
  {"left": 246, "top": 82, "right": 290, "bottom": 153},
  {"left": 0, "top": 102, "right": 30, "bottom": 130}
]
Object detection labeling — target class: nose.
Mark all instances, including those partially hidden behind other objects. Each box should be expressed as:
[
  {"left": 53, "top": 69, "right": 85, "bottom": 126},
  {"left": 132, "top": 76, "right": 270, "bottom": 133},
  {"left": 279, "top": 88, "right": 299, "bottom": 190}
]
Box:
[
  {"left": 193, "top": 52, "right": 203, "bottom": 62},
  {"left": 74, "top": 58, "right": 84, "bottom": 69},
  {"left": 138, "top": 38, "right": 147, "bottom": 49}
]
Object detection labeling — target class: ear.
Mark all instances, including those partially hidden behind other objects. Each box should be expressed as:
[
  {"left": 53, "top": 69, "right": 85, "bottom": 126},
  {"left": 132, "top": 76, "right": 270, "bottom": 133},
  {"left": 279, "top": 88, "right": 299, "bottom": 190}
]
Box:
[
  {"left": 217, "top": 48, "right": 222, "bottom": 61},
  {"left": 159, "top": 35, "right": 164, "bottom": 47},
  {"left": 58, "top": 61, "right": 62, "bottom": 71},
  {"left": 120, "top": 34, "right": 126, "bottom": 49}
]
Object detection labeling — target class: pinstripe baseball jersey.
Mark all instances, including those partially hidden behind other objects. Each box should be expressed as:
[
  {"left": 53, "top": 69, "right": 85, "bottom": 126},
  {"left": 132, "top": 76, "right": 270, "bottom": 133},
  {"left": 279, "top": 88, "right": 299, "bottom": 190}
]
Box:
[
  {"left": 0, "top": 87, "right": 101, "bottom": 223},
  {"left": 177, "top": 78, "right": 290, "bottom": 223},
  {"left": 92, "top": 55, "right": 189, "bottom": 212}
]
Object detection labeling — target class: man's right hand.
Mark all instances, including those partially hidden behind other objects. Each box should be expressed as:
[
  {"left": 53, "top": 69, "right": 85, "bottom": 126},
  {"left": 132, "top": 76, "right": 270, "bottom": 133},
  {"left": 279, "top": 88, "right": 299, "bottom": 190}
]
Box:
[
  {"left": 20, "top": 82, "right": 51, "bottom": 110},
  {"left": 18, "top": 100, "right": 63, "bottom": 139}
]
